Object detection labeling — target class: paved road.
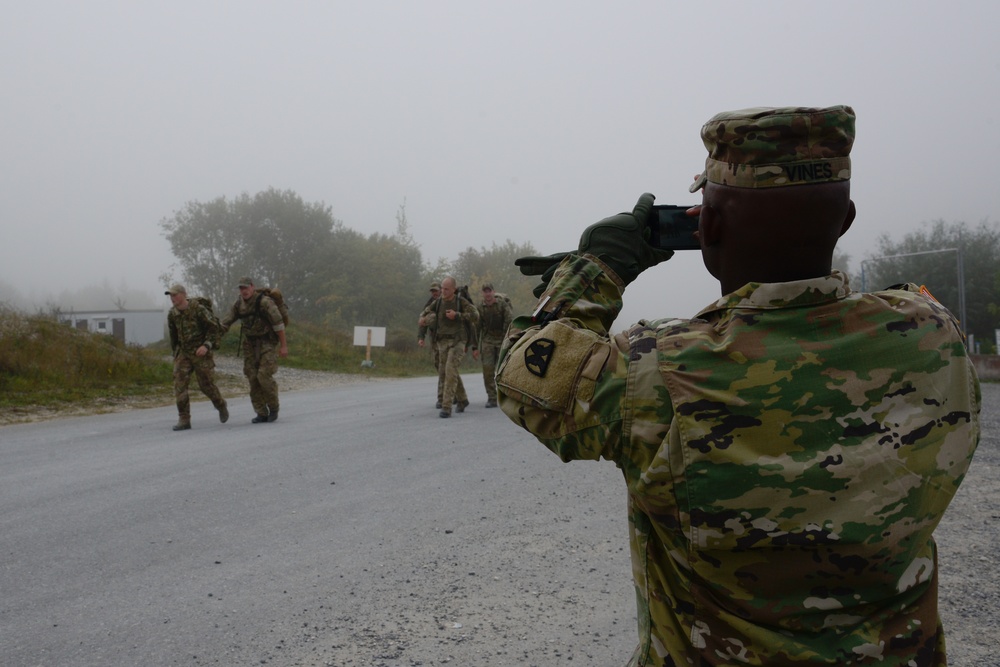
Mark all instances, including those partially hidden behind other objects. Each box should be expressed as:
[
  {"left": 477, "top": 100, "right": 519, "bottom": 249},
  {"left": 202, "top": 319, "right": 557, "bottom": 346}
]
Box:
[
  {"left": 1, "top": 375, "right": 634, "bottom": 666},
  {"left": 2, "top": 377, "right": 996, "bottom": 666}
]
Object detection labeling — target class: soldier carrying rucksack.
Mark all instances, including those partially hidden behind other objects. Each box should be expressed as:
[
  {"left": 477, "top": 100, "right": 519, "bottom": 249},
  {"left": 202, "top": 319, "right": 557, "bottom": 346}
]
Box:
[
  {"left": 419, "top": 275, "right": 479, "bottom": 418},
  {"left": 220, "top": 276, "right": 289, "bottom": 424},
  {"left": 165, "top": 283, "right": 229, "bottom": 431},
  {"left": 471, "top": 282, "right": 512, "bottom": 408}
]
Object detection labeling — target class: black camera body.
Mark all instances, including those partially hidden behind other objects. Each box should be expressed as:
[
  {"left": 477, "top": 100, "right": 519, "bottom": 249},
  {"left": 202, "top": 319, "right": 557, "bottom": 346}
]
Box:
[{"left": 648, "top": 205, "right": 700, "bottom": 251}]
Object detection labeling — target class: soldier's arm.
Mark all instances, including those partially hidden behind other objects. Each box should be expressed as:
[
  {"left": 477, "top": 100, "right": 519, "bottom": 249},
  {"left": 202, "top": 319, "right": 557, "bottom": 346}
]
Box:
[
  {"left": 168, "top": 313, "right": 179, "bottom": 355},
  {"left": 496, "top": 253, "right": 630, "bottom": 463},
  {"left": 219, "top": 302, "right": 237, "bottom": 334},
  {"left": 459, "top": 298, "right": 479, "bottom": 324},
  {"left": 260, "top": 296, "right": 285, "bottom": 333},
  {"left": 200, "top": 304, "right": 224, "bottom": 350},
  {"left": 260, "top": 296, "right": 288, "bottom": 356}
]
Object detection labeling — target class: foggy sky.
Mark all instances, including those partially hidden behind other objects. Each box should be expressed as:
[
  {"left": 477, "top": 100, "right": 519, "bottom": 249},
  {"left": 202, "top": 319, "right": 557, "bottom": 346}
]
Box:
[{"left": 2, "top": 1, "right": 998, "bottom": 327}]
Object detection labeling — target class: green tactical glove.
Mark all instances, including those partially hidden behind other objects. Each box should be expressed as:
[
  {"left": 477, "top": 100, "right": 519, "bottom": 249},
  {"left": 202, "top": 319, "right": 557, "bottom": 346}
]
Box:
[
  {"left": 514, "top": 251, "right": 572, "bottom": 298},
  {"left": 578, "top": 192, "right": 675, "bottom": 285}
]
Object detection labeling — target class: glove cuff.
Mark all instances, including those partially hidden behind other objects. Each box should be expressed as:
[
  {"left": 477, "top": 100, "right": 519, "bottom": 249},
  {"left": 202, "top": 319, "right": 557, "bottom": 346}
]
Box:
[{"left": 583, "top": 253, "right": 630, "bottom": 289}]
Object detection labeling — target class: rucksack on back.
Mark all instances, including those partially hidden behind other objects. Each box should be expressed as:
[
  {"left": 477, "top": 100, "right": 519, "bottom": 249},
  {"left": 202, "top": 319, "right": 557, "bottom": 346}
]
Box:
[
  {"left": 189, "top": 295, "right": 214, "bottom": 311},
  {"left": 234, "top": 287, "right": 290, "bottom": 328},
  {"left": 257, "top": 287, "right": 290, "bottom": 327}
]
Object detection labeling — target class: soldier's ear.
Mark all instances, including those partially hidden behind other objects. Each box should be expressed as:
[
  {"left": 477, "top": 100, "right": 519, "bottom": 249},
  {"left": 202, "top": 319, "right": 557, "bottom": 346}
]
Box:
[
  {"left": 839, "top": 200, "right": 857, "bottom": 238},
  {"left": 699, "top": 204, "right": 723, "bottom": 247}
]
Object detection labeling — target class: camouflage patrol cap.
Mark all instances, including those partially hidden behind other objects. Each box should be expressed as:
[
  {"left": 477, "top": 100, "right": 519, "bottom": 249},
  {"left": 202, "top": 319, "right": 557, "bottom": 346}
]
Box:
[
  {"left": 429, "top": 282, "right": 441, "bottom": 291},
  {"left": 481, "top": 282, "right": 494, "bottom": 292},
  {"left": 164, "top": 283, "right": 186, "bottom": 296},
  {"left": 689, "top": 105, "right": 855, "bottom": 192},
  {"left": 238, "top": 276, "right": 254, "bottom": 287}
]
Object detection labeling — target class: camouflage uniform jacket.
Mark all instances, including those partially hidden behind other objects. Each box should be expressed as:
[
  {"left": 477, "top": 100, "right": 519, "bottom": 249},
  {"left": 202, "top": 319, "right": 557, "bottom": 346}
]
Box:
[
  {"left": 476, "top": 298, "right": 513, "bottom": 349},
  {"left": 221, "top": 293, "right": 285, "bottom": 340},
  {"left": 496, "top": 254, "right": 981, "bottom": 667},
  {"left": 420, "top": 295, "right": 479, "bottom": 343},
  {"left": 168, "top": 299, "right": 223, "bottom": 357},
  {"left": 418, "top": 294, "right": 437, "bottom": 344}
]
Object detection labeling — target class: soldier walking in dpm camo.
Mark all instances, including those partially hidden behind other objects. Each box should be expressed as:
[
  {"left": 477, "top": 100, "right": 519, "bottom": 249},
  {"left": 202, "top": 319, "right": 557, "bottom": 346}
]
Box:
[
  {"left": 165, "top": 283, "right": 228, "bottom": 431},
  {"left": 220, "top": 276, "right": 289, "bottom": 424},
  {"left": 420, "top": 276, "right": 478, "bottom": 418},
  {"left": 417, "top": 281, "right": 444, "bottom": 408},
  {"left": 471, "top": 282, "right": 512, "bottom": 408}
]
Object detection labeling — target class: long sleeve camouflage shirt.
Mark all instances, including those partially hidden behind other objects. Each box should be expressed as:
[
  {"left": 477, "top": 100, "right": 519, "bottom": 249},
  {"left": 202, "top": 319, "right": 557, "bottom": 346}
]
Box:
[
  {"left": 220, "top": 292, "right": 285, "bottom": 340},
  {"left": 496, "top": 253, "right": 981, "bottom": 667},
  {"left": 168, "top": 298, "right": 223, "bottom": 357},
  {"left": 476, "top": 298, "right": 513, "bottom": 349},
  {"left": 420, "top": 295, "right": 479, "bottom": 344}
]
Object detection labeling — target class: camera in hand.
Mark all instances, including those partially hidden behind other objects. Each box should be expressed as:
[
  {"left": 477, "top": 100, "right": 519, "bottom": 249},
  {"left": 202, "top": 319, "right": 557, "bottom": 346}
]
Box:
[{"left": 648, "top": 205, "right": 700, "bottom": 250}]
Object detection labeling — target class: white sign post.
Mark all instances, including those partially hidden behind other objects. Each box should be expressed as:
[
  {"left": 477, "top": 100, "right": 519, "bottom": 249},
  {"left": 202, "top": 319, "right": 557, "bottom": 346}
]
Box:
[{"left": 353, "top": 326, "right": 386, "bottom": 368}]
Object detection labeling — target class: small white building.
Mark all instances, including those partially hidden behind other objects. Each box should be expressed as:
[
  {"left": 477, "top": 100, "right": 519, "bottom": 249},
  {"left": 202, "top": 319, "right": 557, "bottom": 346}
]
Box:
[{"left": 59, "top": 309, "right": 167, "bottom": 346}]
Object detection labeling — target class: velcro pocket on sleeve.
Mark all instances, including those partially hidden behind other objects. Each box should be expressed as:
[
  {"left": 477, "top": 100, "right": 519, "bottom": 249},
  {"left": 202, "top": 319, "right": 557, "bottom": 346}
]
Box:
[{"left": 497, "top": 320, "right": 611, "bottom": 413}]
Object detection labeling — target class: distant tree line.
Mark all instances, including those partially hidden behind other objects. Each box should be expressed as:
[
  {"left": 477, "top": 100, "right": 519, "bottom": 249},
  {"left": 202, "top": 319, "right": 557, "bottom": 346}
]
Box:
[
  {"left": 160, "top": 188, "right": 1000, "bottom": 352},
  {"left": 159, "top": 188, "right": 539, "bottom": 337},
  {"left": 859, "top": 219, "right": 1000, "bottom": 352}
]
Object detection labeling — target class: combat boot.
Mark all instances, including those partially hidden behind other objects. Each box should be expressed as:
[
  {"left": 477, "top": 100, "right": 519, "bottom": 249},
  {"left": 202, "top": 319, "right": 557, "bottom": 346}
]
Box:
[
  {"left": 172, "top": 419, "right": 191, "bottom": 431},
  {"left": 485, "top": 399, "right": 498, "bottom": 408},
  {"left": 217, "top": 401, "right": 229, "bottom": 424},
  {"left": 456, "top": 399, "right": 469, "bottom": 413},
  {"left": 251, "top": 414, "right": 269, "bottom": 424},
  {"left": 266, "top": 408, "right": 279, "bottom": 423}
]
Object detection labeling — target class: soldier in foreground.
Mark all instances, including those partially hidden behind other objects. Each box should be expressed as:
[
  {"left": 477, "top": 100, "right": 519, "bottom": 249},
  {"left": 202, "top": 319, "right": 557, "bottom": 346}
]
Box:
[
  {"left": 220, "top": 276, "right": 288, "bottom": 424},
  {"left": 165, "top": 284, "right": 228, "bottom": 430},
  {"left": 471, "top": 282, "right": 512, "bottom": 408},
  {"left": 420, "top": 275, "right": 478, "bottom": 418},
  {"left": 497, "top": 106, "right": 981, "bottom": 665}
]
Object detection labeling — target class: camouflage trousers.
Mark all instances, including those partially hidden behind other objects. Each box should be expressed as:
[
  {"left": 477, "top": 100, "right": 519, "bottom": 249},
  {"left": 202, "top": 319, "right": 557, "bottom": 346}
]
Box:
[
  {"left": 243, "top": 336, "right": 280, "bottom": 417},
  {"left": 435, "top": 337, "right": 467, "bottom": 414},
  {"left": 478, "top": 341, "right": 501, "bottom": 402},
  {"left": 431, "top": 338, "right": 443, "bottom": 404},
  {"left": 174, "top": 351, "right": 225, "bottom": 420}
]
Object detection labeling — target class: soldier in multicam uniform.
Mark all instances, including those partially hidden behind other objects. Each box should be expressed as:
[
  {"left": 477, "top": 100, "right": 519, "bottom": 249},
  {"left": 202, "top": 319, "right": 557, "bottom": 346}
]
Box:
[
  {"left": 420, "top": 275, "right": 479, "bottom": 418},
  {"left": 418, "top": 281, "right": 444, "bottom": 409},
  {"left": 165, "top": 284, "right": 228, "bottom": 431},
  {"left": 497, "top": 106, "right": 981, "bottom": 666},
  {"left": 220, "top": 276, "right": 288, "bottom": 424},
  {"left": 471, "top": 282, "right": 512, "bottom": 408}
]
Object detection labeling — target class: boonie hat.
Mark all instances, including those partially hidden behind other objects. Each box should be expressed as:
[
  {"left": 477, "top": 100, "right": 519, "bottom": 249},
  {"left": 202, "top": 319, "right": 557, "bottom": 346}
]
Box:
[{"left": 690, "top": 105, "right": 855, "bottom": 192}]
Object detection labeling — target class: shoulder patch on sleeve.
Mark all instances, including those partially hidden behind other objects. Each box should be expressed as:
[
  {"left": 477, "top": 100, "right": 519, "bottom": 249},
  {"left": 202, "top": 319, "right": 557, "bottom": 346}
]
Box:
[
  {"left": 497, "top": 320, "right": 610, "bottom": 413},
  {"left": 525, "top": 338, "right": 555, "bottom": 377}
]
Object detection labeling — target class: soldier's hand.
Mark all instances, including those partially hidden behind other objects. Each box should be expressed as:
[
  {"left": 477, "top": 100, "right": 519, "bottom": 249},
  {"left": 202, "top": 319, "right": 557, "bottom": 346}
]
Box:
[
  {"left": 418, "top": 339, "right": 425, "bottom": 348},
  {"left": 578, "top": 193, "right": 675, "bottom": 286},
  {"left": 514, "top": 251, "right": 571, "bottom": 298}
]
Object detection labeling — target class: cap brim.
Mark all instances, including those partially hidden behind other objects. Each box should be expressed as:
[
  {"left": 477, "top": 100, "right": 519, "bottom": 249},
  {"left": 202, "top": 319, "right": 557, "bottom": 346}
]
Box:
[{"left": 689, "top": 172, "right": 707, "bottom": 193}]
